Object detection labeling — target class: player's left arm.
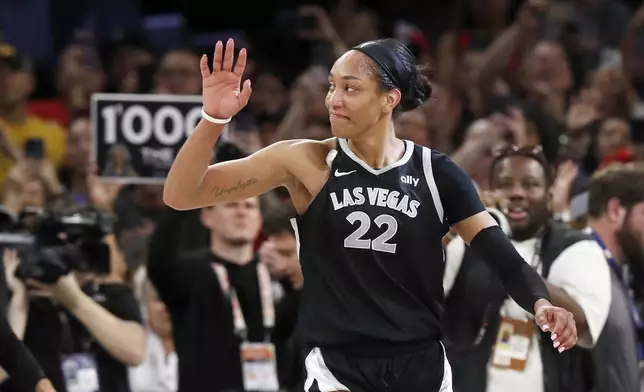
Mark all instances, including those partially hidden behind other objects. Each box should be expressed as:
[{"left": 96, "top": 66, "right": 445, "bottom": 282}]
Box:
[{"left": 431, "top": 151, "right": 551, "bottom": 314}]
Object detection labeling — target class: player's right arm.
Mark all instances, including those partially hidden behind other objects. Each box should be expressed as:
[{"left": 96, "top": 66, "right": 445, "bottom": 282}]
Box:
[
  {"left": 164, "top": 39, "right": 295, "bottom": 210},
  {"left": 164, "top": 119, "right": 296, "bottom": 209}
]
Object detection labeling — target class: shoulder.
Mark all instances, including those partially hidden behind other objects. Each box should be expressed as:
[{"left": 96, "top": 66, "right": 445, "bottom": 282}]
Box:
[
  {"left": 550, "top": 239, "right": 609, "bottom": 277},
  {"left": 265, "top": 138, "right": 334, "bottom": 171}
]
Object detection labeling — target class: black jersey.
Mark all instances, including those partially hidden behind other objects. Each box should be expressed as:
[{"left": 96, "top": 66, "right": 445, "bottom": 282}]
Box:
[{"left": 292, "top": 138, "right": 485, "bottom": 349}]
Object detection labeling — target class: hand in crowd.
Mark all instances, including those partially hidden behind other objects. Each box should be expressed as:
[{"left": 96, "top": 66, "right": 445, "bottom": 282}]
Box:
[
  {"left": 6, "top": 158, "right": 63, "bottom": 197},
  {"left": 38, "top": 160, "right": 63, "bottom": 196},
  {"left": 259, "top": 239, "right": 287, "bottom": 277},
  {"left": 490, "top": 108, "right": 528, "bottom": 147},
  {"left": 86, "top": 164, "right": 124, "bottom": 212},
  {"left": 298, "top": 5, "right": 341, "bottom": 43},
  {"left": 566, "top": 95, "right": 600, "bottom": 130},
  {"left": 550, "top": 161, "right": 579, "bottom": 214},
  {"left": 534, "top": 300, "right": 578, "bottom": 353},
  {"left": 26, "top": 274, "right": 85, "bottom": 309},
  {"left": 516, "top": 0, "right": 549, "bottom": 31},
  {"left": 462, "top": 119, "right": 505, "bottom": 155},
  {"left": 3, "top": 249, "right": 25, "bottom": 295},
  {"left": 290, "top": 66, "right": 328, "bottom": 105}
]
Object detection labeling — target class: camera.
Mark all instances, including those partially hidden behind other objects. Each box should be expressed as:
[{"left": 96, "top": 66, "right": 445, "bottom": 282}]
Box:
[{"left": 9, "top": 208, "right": 114, "bottom": 284}]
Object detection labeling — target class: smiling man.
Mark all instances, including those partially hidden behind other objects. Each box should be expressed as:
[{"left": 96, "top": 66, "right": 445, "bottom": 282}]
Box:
[{"left": 442, "top": 145, "right": 610, "bottom": 392}]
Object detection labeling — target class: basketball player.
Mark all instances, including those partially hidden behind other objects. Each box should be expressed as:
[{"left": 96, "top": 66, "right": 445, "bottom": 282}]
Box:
[{"left": 164, "top": 38, "right": 577, "bottom": 391}]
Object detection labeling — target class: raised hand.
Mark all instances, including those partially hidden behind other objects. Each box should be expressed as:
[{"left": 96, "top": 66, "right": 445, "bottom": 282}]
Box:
[
  {"left": 200, "top": 39, "right": 252, "bottom": 119},
  {"left": 86, "top": 164, "right": 124, "bottom": 212}
]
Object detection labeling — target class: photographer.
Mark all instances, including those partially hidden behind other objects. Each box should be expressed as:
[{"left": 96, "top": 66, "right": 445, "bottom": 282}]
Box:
[
  {"left": 0, "top": 310, "right": 55, "bottom": 392},
  {"left": 0, "top": 248, "right": 54, "bottom": 392},
  {"left": 2, "top": 211, "right": 145, "bottom": 392}
]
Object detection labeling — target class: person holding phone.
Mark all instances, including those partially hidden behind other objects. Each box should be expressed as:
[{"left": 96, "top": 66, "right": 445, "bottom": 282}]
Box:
[{"left": 0, "top": 45, "right": 67, "bottom": 194}]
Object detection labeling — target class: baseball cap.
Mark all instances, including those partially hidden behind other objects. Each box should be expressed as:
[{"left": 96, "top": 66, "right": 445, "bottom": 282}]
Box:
[{"left": 0, "top": 44, "right": 30, "bottom": 71}]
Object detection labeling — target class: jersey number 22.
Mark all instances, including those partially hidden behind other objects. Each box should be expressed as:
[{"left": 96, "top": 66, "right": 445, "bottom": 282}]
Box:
[{"left": 344, "top": 211, "right": 398, "bottom": 254}]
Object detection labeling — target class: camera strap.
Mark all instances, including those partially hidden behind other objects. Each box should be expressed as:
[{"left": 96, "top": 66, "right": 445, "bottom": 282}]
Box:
[{"left": 212, "top": 262, "right": 275, "bottom": 342}]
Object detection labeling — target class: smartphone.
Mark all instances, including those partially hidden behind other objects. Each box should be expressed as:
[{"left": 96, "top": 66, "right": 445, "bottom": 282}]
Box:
[{"left": 24, "top": 138, "right": 44, "bottom": 159}]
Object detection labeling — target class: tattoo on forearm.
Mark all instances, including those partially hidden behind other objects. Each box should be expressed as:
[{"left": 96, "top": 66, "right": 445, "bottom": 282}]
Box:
[{"left": 212, "top": 178, "right": 258, "bottom": 197}]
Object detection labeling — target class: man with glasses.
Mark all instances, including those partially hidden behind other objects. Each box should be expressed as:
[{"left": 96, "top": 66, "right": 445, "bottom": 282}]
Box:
[{"left": 442, "top": 145, "right": 611, "bottom": 392}]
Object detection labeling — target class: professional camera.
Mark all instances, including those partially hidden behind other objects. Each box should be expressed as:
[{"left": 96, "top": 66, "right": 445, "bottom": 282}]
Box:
[{"left": 12, "top": 208, "right": 114, "bottom": 284}]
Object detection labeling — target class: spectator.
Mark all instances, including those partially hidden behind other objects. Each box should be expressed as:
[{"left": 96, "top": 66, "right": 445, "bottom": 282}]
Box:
[
  {"left": 147, "top": 198, "right": 270, "bottom": 391},
  {"left": 443, "top": 146, "right": 610, "bottom": 392},
  {"left": 0, "top": 45, "right": 66, "bottom": 194},
  {"left": 585, "top": 163, "right": 644, "bottom": 391},
  {"left": 259, "top": 204, "right": 304, "bottom": 391},
  {"left": 129, "top": 279, "right": 177, "bottom": 392}
]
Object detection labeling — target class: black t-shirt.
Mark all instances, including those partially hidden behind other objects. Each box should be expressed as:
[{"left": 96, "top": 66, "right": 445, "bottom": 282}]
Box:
[
  {"left": 1, "top": 283, "right": 142, "bottom": 392},
  {"left": 72, "top": 283, "right": 143, "bottom": 392},
  {"left": 148, "top": 209, "right": 302, "bottom": 392},
  {"left": 148, "top": 245, "right": 264, "bottom": 391},
  {"left": 294, "top": 140, "right": 484, "bottom": 350}
]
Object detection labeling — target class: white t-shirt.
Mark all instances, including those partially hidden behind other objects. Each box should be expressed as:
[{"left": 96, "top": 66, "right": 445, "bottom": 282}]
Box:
[
  {"left": 128, "top": 332, "right": 178, "bottom": 392},
  {"left": 443, "top": 235, "right": 611, "bottom": 392}
]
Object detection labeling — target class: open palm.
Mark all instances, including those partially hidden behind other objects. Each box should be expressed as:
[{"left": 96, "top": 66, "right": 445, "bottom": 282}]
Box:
[{"left": 201, "top": 39, "right": 252, "bottom": 119}]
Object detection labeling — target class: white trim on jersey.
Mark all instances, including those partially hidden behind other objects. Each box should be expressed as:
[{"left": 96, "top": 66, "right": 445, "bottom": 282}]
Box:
[
  {"left": 421, "top": 147, "right": 444, "bottom": 223},
  {"left": 439, "top": 342, "right": 454, "bottom": 392},
  {"left": 338, "top": 138, "right": 414, "bottom": 175},
  {"left": 304, "top": 348, "right": 350, "bottom": 391},
  {"left": 304, "top": 345, "right": 454, "bottom": 392},
  {"left": 290, "top": 218, "right": 301, "bottom": 259}
]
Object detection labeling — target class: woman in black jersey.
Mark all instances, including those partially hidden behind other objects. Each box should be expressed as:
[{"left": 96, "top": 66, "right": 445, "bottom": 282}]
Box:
[{"left": 164, "top": 38, "right": 577, "bottom": 392}]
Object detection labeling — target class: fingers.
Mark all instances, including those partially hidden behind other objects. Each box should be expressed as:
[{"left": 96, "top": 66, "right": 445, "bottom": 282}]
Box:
[
  {"left": 200, "top": 54, "right": 210, "bottom": 78},
  {"left": 534, "top": 311, "right": 549, "bottom": 332},
  {"left": 551, "top": 312, "right": 566, "bottom": 338},
  {"left": 233, "top": 48, "right": 247, "bottom": 77},
  {"left": 26, "top": 278, "right": 48, "bottom": 291},
  {"left": 559, "top": 313, "right": 578, "bottom": 351},
  {"left": 222, "top": 39, "right": 235, "bottom": 72},
  {"left": 237, "top": 79, "right": 252, "bottom": 107},
  {"left": 549, "top": 311, "right": 577, "bottom": 352},
  {"left": 212, "top": 41, "right": 224, "bottom": 72}
]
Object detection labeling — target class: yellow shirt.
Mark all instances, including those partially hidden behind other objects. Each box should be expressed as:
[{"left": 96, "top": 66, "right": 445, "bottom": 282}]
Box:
[{"left": 0, "top": 115, "right": 67, "bottom": 190}]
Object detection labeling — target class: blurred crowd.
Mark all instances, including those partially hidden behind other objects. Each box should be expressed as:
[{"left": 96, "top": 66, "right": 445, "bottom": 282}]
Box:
[{"left": 2, "top": 0, "right": 644, "bottom": 391}]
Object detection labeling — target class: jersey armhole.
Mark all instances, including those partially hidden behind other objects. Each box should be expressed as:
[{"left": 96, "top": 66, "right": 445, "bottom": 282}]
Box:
[{"left": 422, "top": 147, "right": 445, "bottom": 223}]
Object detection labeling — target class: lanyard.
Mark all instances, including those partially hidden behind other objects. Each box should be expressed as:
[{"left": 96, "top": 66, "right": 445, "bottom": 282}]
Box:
[
  {"left": 212, "top": 262, "right": 275, "bottom": 341},
  {"left": 589, "top": 230, "right": 644, "bottom": 358}
]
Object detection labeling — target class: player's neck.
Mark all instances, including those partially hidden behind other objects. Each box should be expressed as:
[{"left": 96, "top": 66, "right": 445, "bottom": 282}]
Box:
[
  {"left": 210, "top": 239, "right": 255, "bottom": 265},
  {"left": 347, "top": 123, "right": 402, "bottom": 169},
  {"left": 0, "top": 103, "right": 27, "bottom": 124},
  {"left": 588, "top": 219, "right": 624, "bottom": 264}
]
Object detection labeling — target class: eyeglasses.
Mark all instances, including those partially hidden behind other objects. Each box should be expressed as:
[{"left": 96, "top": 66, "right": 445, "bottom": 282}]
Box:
[
  {"left": 491, "top": 144, "right": 544, "bottom": 159},
  {"left": 490, "top": 144, "right": 553, "bottom": 183}
]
